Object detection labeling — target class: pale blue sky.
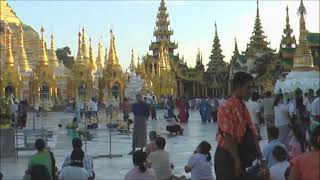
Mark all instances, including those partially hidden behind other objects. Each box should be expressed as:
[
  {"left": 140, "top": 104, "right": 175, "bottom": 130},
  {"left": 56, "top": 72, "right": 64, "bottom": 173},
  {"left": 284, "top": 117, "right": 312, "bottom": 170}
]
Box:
[{"left": 8, "top": 0, "right": 320, "bottom": 69}]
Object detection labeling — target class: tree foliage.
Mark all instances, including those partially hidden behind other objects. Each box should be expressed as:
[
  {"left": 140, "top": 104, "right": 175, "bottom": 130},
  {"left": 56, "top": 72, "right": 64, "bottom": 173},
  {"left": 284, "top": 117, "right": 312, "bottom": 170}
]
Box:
[{"left": 56, "top": 46, "right": 75, "bottom": 69}]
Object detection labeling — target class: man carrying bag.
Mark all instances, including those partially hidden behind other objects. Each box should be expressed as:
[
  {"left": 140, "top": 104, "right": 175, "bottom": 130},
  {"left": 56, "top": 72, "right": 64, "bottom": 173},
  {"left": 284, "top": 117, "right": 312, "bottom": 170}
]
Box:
[{"left": 214, "top": 72, "right": 267, "bottom": 180}]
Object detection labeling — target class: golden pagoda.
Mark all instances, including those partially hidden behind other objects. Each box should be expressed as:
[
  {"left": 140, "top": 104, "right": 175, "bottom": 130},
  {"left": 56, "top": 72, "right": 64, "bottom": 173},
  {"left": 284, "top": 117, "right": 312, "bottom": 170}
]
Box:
[
  {"left": 30, "top": 27, "right": 57, "bottom": 106},
  {"left": 68, "top": 31, "right": 94, "bottom": 101},
  {"left": 98, "top": 30, "right": 126, "bottom": 101},
  {"left": 88, "top": 37, "right": 97, "bottom": 72},
  {"left": 16, "top": 26, "right": 32, "bottom": 72},
  {"left": 48, "top": 33, "right": 59, "bottom": 68},
  {"left": 0, "top": 26, "right": 22, "bottom": 99},
  {"left": 96, "top": 37, "right": 104, "bottom": 71},
  {"left": 293, "top": 0, "right": 314, "bottom": 70}
]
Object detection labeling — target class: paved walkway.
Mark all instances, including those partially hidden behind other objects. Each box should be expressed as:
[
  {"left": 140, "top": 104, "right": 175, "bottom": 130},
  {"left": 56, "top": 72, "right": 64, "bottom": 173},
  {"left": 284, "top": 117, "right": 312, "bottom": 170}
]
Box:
[{"left": 0, "top": 110, "right": 268, "bottom": 180}]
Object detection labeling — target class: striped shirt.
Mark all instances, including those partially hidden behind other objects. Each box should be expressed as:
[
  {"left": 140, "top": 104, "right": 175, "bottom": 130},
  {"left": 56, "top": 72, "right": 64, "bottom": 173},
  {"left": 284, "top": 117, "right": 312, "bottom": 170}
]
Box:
[{"left": 61, "top": 152, "right": 94, "bottom": 177}]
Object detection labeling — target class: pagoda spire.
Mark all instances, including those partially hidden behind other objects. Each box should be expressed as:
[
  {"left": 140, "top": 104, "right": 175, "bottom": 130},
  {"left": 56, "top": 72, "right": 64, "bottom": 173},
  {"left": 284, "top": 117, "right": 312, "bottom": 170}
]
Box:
[
  {"left": 129, "top": 49, "right": 136, "bottom": 72},
  {"left": 207, "top": 22, "right": 225, "bottom": 72},
  {"left": 75, "top": 32, "right": 83, "bottom": 63},
  {"left": 196, "top": 48, "right": 201, "bottom": 63},
  {"left": 104, "top": 47, "right": 108, "bottom": 68},
  {"left": 280, "top": 6, "right": 296, "bottom": 48},
  {"left": 233, "top": 37, "right": 239, "bottom": 56},
  {"left": 293, "top": 0, "right": 313, "bottom": 69},
  {"left": 48, "top": 33, "right": 59, "bottom": 68},
  {"left": 88, "top": 37, "right": 97, "bottom": 71},
  {"left": 5, "top": 26, "right": 14, "bottom": 67},
  {"left": 107, "top": 30, "right": 119, "bottom": 66},
  {"left": 96, "top": 37, "right": 104, "bottom": 69},
  {"left": 149, "top": 0, "right": 177, "bottom": 56},
  {"left": 81, "top": 26, "right": 89, "bottom": 62},
  {"left": 39, "top": 26, "right": 49, "bottom": 66},
  {"left": 246, "top": 0, "right": 270, "bottom": 55},
  {"left": 17, "top": 26, "right": 31, "bottom": 72}
]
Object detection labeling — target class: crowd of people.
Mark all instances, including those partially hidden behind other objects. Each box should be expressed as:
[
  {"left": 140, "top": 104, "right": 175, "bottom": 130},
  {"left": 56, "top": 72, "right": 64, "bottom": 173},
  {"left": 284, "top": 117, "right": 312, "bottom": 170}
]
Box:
[{"left": 2, "top": 70, "right": 320, "bottom": 180}]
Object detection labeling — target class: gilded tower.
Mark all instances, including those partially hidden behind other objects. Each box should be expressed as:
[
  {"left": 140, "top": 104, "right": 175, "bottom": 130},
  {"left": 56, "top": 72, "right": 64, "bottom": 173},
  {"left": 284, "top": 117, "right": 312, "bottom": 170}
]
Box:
[
  {"left": 293, "top": 0, "right": 314, "bottom": 70},
  {"left": 149, "top": 0, "right": 177, "bottom": 57},
  {"left": 0, "top": 26, "right": 21, "bottom": 99},
  {"left": 30, "top": 27, "right": 57, "bottom": 107},
  {"left": 98, "top": 30, "right": 126, "bottom": 101},
  {"left": 68, "top": 31, "right": 94, "bottom": 101},
  {"left": 17, "top": 26, "right": 32, "bottom": 72}
]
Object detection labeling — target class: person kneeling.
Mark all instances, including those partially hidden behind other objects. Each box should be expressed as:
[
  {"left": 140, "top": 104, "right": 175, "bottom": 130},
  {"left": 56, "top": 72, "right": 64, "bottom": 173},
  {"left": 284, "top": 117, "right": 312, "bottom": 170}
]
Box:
[{"left": 166, "top": 115, "right": 183, "bottom": 135}]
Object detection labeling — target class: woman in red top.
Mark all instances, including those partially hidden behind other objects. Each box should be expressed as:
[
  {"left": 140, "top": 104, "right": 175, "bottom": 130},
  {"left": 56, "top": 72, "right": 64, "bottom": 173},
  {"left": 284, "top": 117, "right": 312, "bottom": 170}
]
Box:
[
  {"left": 288, "top": 125, "right": 320, "bottom": 180},
  {"left": 176, "top": 98, "right": 187, "bottom": 123}
]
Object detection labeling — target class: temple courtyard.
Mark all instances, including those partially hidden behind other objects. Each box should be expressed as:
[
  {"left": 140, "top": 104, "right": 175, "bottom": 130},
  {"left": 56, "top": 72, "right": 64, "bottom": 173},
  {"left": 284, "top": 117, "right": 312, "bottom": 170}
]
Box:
[{"left": 0, "top": 110, "right": 269, "bottom": 180}]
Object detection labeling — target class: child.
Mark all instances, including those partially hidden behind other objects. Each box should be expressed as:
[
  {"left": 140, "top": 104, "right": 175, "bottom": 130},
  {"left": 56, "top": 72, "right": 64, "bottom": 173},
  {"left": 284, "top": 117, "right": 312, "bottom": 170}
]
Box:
[
  {"left": 184, "top": 141, "right": 214, "bottom": 180},
  {"left": 288, "top": 125, "right": 306, "bottom": 159},
  {"left": 269, "top": 145, "right": 290, "bottom": 180},
  {"left": 145, "top": 131, "right": 157, "bottom": 157},
  {"left": 66, "top": 117, "right": 78, "bottom": 130}
]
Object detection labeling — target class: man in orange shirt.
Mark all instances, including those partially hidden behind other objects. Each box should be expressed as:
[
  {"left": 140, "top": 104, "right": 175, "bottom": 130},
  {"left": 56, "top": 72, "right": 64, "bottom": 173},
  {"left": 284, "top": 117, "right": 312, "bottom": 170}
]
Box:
[{"left": 214, "top": 72, "right": 261, "bottom": 180}]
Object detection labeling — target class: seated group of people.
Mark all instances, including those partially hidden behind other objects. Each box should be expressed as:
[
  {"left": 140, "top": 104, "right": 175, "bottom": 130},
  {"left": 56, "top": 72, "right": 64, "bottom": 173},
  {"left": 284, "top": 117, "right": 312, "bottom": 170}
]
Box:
[
  {"left": 262, "top": 125, "right": 320, "bottom": 180},
  {"left": 125, "top": 131, "right": 214, "bottom": 180}
]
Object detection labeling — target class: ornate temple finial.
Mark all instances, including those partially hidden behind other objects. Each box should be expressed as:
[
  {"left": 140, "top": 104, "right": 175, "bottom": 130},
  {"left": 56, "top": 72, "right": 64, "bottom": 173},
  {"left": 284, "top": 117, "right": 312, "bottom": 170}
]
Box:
[
  {"left": 17, "top": 25, "right": 32, "bottom": 72},
  {"left": 5, "top": 27, "right": 14, "bottom": 67},
  {"left": 281, "top": 6, "right": 296, "bottom": 49},
  {"left": 81, "top": 26, "right": 88, "bottom": 62},
  {"left": 39, "top": 26, "right": 49, "bottom": 66},
  {"left": 48, "top": 33, "right": 59, "bottom": 68},
  {"left": 104, "top": 47, "right": 108, "bottom": 68},
  {"left": 234, "top": 37, "right": 239, "bottom": 55},
  {"left": 293, "top": 0, "right": 313, "bottom": 69},
  {"left": 200, "top": 51, "right": 203, "bottom": 62},
  {"left": 96, "top": 37, "right": 104, "bottom": 69},
  {"left": 130, "top": 49, "right": 136, "bottom": 72},
  {"left": 89, "top": 37, "right": 97, "bottom": 71},
  {"left": 196, "top": 48, "right": 201, "bottom": 63},
  {"left": 214, "top": 21, "right": 218, "bottom": 37},
  {"left": 76, "top": 31, "right": 83, "bottom": 63},
  {"left": 107, "top": 29, "right": 119, "bottom": 65}
]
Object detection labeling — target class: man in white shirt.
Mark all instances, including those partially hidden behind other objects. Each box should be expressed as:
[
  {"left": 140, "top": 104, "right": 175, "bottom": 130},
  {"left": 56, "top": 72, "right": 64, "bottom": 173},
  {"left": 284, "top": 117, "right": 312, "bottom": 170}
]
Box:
[
  {"left": 246, "top": 92, "right": 261, "bottom": 139},
  {"left": 303, "top": 89, "right": 314, "bottom": 116},
  {"left": 263, "top": 91, "right": 274, "bottom": 125},
  {"left": 147, "top": 137, "right": 172, "bottom": 180},
  {"left": 311, "top": 89, "right": 320, "bottom": 122}
]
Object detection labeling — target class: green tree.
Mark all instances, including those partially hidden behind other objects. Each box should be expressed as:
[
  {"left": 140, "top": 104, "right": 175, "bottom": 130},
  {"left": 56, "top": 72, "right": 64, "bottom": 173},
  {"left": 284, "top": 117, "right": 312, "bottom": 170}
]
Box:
[{"left": 56, "top": 46, "right": 75, "bottom": 69}]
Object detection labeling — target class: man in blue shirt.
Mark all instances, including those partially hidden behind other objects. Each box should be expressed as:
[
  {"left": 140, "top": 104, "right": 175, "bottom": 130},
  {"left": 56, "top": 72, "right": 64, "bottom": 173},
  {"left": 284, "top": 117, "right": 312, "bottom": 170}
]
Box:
[
  {"left": 262, "top": 125, "right": 287, "bottom": 169},
  {"left": 129, "top": 94, "right": 150, "bottom": 155}
]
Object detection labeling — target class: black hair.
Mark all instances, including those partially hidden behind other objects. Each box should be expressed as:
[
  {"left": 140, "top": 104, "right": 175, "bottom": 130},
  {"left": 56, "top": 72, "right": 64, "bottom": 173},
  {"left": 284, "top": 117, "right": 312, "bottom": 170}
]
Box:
[
  {"left": 251, "top": 92, "right": 259, "bottom": 101},
  {"left": 292, "top": 125, "right": 306, "bottom": 153},
  {"left": 274, "top": 93, "right": 284, "bottom": 107},
  {"left": 155, "top": 136, "right": 166, "bottom": 150},
  {"left": 197, "top": 141, "right": 212, "bottom": 161},
  {"left": 34, "top": 138, "right": 45, "bottom": 151},
  {"left": 308, "top": 89, "right": 314, "bottom": 95},
  {"left": 232, "top": 72, "right": 253, "bottom": 91},
  {"left": 272, "top": 145, "right": 288, "bottom": 162},
  {"left": 73, "top": 117, "right": 77, "bottom": 122},
  {"left": 133, "top": 150, "right": 147, "bottom": 173},
  {"left": 149, "top": 131, "right": 157, "bottom": 141},
  {"left": 310, "top": 125, "right": 320, "bottom": 149},
  {"left": 267, "top": 126, "right": 279, "bottom": 140},
  {"left": 30, "top": 165, "right": 51, "bottom": 180},
  {"left": 70, "top": 148, "right": 84, "bottom": 167},
  {"left": 72, "top": 137, "right": 83, "bottom": 150}
]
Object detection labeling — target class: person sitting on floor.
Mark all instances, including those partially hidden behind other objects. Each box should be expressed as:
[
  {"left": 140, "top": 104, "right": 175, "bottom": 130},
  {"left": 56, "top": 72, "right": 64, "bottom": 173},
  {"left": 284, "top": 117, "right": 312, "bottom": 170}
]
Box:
[
  {"left": 59, "top": 147, "right": 89, "bottom": 180},
  {"left": 166, "top": 115, "right": 183, "bottom": 135},
  {"left": 66, "top": 117, "right": 78, "bottom": 130},
  {"left": 125, "top": 150, "right": 156, "bottom": 180},
  {"left": 145, "top": 131, "right": 158, "bottom": 157},
  {"left": 184, "top": 141, "right": 214, "bottom": 180},
  {"left": 269, "top": 145, "right": 290, "bottom": 180}
]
